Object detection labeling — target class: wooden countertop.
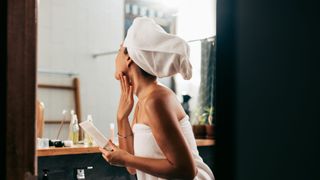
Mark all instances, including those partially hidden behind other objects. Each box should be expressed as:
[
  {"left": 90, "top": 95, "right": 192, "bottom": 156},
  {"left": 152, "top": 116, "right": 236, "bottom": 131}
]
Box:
[
  {"left": 196, "top": 139, "right": 215, "bottom": 147},
  {"left": 37, "top": 139, "right": 215, "bottom": 157},
  {"left": 37, "top": 145, "right": 99, "bottom": 157}
]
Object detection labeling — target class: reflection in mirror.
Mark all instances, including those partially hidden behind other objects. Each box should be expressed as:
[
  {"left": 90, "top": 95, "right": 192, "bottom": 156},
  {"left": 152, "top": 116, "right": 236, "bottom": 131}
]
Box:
[{"left": 36, "top": 0, "right": 216, "bottom": 178}]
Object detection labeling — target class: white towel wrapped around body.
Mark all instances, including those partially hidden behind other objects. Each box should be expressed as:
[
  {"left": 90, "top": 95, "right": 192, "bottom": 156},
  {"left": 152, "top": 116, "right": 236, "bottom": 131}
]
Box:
[{"left": 132, "top": 116, "right": 215, "bottom": 180}]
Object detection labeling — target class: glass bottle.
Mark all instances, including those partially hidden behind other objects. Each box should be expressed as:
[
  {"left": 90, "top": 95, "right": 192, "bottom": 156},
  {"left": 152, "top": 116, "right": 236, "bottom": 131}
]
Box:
[
  {"left": 84, "top": 114, "right": 94, "bottom": 146},
  {"left": 69, "top": 113, "right": 79, "bottom": 144}
]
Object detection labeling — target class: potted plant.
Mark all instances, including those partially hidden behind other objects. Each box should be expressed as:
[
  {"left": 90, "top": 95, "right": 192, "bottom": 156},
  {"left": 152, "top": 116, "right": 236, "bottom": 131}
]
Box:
[
  {"left": 191, "top": 108, "right": 207, "bottom": 139},
  {"left": 203, "top": 106, "right": 214, "bottom": 139},
  {"left": 192, "top": 106, "right": 215, "bottom": 139}
]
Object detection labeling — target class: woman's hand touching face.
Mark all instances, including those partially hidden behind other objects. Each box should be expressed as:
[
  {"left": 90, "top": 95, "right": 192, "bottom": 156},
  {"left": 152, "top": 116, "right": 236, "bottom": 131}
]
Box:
[{"left": 117, "top": 73, "right": 134, "bottom": 121}]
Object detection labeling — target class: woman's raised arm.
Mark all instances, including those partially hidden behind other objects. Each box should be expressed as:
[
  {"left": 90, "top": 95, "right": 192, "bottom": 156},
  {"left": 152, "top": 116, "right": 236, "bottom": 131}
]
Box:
[{"left": 116, "top": 74, "right": 136, "bottom": 174}]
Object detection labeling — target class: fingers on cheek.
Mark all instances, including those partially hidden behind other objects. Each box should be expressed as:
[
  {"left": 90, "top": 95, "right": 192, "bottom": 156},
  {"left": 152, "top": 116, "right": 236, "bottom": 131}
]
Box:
[
  {"left": 124, "top": 76, "right": 128, "bottom": 84},
  {"left": 119, "top": 76, "right": 122, "bottom": 84}
]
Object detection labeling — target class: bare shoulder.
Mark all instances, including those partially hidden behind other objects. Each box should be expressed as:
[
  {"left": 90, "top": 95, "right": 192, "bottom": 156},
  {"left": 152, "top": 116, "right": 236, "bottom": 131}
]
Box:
[
  {"left": 141, "top": 84, "right": 187, "bottom": 134},
  {"left": 145, "top": 84, "right": 175, "bottom": 107},
  {"left": 143, "top": 84, "right": 185, "bottom": 120}
]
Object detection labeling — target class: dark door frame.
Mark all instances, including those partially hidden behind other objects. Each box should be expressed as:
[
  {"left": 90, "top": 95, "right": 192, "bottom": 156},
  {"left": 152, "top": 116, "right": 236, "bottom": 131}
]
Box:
[
  {"left": 215, "top": 0, "right": 236, "bottom": 180},
  {"left": 2, "top": 0, "right": 37, "bottom": 179}
]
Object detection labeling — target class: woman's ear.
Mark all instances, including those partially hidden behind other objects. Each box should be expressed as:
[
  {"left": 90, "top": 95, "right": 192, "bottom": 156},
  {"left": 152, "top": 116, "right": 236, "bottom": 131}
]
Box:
[{"left": 126, "top": 56, "right": 133, "bottom": 68}]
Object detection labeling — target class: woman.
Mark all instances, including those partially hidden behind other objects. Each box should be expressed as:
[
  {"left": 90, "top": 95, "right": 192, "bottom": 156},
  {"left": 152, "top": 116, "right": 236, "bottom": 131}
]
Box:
[{"left": 99, "top": 17, "right": 215, "bottom": 180}]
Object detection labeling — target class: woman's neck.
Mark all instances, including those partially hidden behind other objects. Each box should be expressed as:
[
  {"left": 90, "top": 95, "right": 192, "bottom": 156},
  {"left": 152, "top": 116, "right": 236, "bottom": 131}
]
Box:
[{"left": 129, "top": 70, "right": 157, "bottom": 100}]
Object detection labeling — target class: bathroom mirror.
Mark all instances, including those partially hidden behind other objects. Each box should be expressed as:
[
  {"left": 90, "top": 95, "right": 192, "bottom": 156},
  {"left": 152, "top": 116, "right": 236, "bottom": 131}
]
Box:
[{"left": 36, "top": 0, "right": 216, "bottom": 141}]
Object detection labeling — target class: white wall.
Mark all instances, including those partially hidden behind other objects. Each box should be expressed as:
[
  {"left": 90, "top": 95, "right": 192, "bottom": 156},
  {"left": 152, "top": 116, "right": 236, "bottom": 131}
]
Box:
[
  {"left": 37, "top": 0, "right": 124, "bottom": 140},
  {"left": 176, "top": 0, "right": 216, "bottom": 40}
]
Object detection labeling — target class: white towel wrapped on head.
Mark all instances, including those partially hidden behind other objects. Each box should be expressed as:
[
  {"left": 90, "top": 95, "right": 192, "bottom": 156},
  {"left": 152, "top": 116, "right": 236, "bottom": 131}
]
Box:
[{"left": 123, "top": 17, "right": 192, "bottom": 80}]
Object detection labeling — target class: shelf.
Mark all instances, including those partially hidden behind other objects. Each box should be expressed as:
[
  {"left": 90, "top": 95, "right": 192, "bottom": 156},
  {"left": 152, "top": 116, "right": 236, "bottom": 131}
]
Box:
[
  {"left": 196, "top": 139, "right": 215, "bottom": 147},
  {"left": 37, "top": 139, "right": 215, "bottom": 157},
  {"left": 37, "top": 145, "right": 100, "bottom": 157}
]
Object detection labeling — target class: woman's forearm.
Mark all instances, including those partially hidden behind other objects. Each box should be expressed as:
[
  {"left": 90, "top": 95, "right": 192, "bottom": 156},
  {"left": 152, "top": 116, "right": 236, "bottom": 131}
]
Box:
[
  {"left": 117, "top": 118, "right": 134, "bottom": 151},
  {"left": 125, "top": 154, "right": 195, "bottom": 179},
  {"left": 117, "top": 118, "right": 136, "bottom": 174}
]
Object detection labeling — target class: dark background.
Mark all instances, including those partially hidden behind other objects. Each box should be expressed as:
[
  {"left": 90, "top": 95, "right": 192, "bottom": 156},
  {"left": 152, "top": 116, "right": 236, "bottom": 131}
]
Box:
[{"left": 215, "top": 0, "right": 320, "bottom": 180}]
